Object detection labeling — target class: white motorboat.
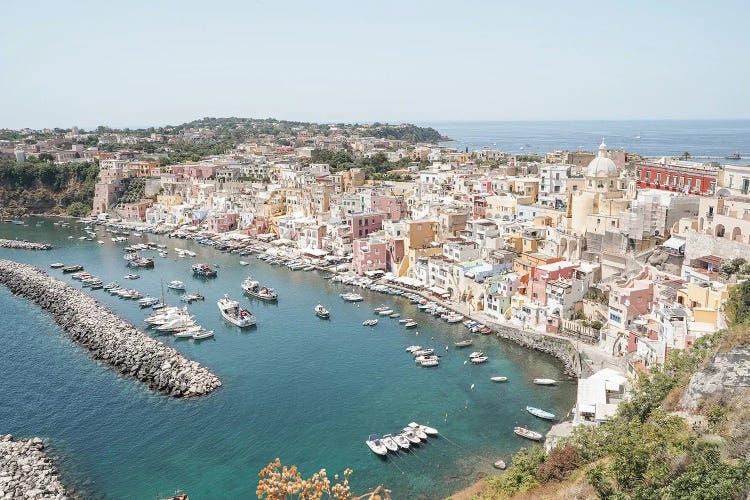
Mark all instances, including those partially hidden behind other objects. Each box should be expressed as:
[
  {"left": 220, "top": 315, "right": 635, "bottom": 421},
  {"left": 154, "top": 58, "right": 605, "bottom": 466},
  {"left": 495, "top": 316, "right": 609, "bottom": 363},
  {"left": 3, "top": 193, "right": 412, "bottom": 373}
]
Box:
[
  {"left": 409, "top": 422, "right": 438, "bottom": 436},
  {"left": 419, "top": 358, "right": 439, "bottom": 367},
  {"left": 340, "top": 292, "right": 364, "bottom": 302},
  {"left": 380, "top": 434, "right": 399, "bottom": 452},
  {"left": 469, "top": 351, "right": 485, "bottom": 359},
  {"left": 393, "top": 434, "right": 410, "bottom": 449},
  {"left": 491, "top": 376, "right": 508, "bottom": 382},
  {"left": 239, "top": 261, "right": 249, "bottom": 266},
  {"left": 242, "top": 277, "right": 278, "bottom": 301},
  {"left": 398, "top": 318, "right": 412, "bottom": 324},
  {"left": 314, "top": 304, "right": 330, "bottom": 319},
  {"left": 404, "top": 321, "right": 418, "bottom": 328},
  {"left": 365, "top": 435, "right": 388, "bottom": 456},
  {"left": 413, "top": 348, "right": 434, "bottom": 356},
  {"left": 471, "top": 356, "right": 488, "bottom": 364},
  {"left": 173, "top": 326, "right": 202, "bottom": 338},
  {"left": 401, "top": 429, "right": 421, "bottom": 444},
  {"left": 156, "top": 316, "right": 195, "bottom": 332},
  {"left": 192, "top": 329, "right": 215, "bottom": 340},
  {"left": 514, "top": 426, "right": 543, "bottom": 441},
  {"left": 50, "top": 262, "right": 64, "bottom": 269},
  {"left": 167, "top": 280, "right": 186, "bottom": 290},
  {"left": 494, "top": 460, "right": 507, "bottom": 470},
  {"left": 405, "top": 345, "right": 422, "bottom": 353},
  {"left": 454, "top": 339, "right": 473, "bottom": 347},
  {"left": 533, "top": 378, "right": 557, "bottom": 386},
  {"left": 408, "top": 425, "right": 427, "bottom": 440},
  {"left": 217, "top": 294, "right": 256, "bottom": 327},
  {"left": 373, "top": 306, "right": 389, "bottom": 313},
  {"left": 362, "top": 319, "right": 378, "bottom": 327},
  {"left": 445, "top": 313, "right": 464, "bottom": 323},
  {"left": 376, "top": 309, "right": 393, "bottom": 316}
]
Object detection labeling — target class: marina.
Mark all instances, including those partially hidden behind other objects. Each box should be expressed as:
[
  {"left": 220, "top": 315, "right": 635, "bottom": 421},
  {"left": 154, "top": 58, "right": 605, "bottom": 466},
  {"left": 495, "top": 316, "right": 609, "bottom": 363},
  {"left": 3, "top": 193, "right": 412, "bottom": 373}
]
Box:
[{"left": 0, "top": 218, "right": 574, "bottom": 499}]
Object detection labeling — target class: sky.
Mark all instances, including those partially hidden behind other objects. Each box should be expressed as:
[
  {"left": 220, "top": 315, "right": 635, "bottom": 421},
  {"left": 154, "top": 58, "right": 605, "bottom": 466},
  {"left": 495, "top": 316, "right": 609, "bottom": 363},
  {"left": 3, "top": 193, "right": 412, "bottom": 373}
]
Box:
[{"left": 1, "top": 1, "right": 748, "bottom": 129}]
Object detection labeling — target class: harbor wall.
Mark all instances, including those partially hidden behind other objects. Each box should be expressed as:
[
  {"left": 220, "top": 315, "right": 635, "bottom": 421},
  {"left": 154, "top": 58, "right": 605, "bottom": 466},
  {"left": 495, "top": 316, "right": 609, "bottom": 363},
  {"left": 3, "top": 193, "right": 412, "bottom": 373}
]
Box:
[
  {"left": 0, "top": 239, "right": 52, "bottom": 250},
  {"left": 492, "top": 324, "right": 589, "bottom": 377},
  {"left": 0, "top": 259, "right": 221, "bottom": 398},
  {"left": 0, "top": 435, "right": 67, "bottom": 499}
]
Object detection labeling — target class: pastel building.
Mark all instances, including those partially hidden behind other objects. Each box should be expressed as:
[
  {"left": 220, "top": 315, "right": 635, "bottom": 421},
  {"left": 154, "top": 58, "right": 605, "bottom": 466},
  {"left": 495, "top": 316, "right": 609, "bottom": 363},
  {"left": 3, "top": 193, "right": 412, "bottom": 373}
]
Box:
[
  {"left": 348, "top": 212, "right": 385, "bottom": 239},
  {"left": 352, "top": 237, "right": 387, "bottom": 275},
  {"left": 608, "top": 268, "right": 655, "bottom": 331},
  {"left": 527, "top": 260, "right": 577, "bottom": 306}
]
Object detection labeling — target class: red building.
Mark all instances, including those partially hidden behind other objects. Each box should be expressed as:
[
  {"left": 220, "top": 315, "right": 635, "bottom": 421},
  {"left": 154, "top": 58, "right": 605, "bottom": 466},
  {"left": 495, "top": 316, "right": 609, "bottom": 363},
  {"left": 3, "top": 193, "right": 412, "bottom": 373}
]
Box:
[{"left": 635, "top": 160, "right": 717, "bottom": 196}]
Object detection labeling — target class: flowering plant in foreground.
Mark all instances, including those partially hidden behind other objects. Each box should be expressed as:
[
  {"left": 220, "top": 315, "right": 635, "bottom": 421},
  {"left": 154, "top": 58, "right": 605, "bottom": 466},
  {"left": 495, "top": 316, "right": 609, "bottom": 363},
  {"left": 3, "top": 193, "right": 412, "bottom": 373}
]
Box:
[{"left": 257, "top": 459, "right": 389, "bottom": 500}]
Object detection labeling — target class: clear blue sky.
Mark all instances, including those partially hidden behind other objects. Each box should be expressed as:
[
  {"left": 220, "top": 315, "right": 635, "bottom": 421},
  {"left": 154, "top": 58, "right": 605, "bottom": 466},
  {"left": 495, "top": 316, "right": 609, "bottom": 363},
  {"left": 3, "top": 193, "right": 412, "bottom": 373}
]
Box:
[{"left": 1, "top": 1, "right": 748, "bottom": 128}]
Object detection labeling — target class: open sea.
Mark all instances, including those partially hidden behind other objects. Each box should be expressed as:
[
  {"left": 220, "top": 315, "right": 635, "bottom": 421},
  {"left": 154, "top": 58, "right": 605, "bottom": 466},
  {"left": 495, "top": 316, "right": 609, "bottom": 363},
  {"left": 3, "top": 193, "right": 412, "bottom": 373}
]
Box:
[
  {"left": 426, "top": 119, "right": 750, "bottom": 160},
  {"left": 0, "top": 220, "right": 575, "bottom": 499}
]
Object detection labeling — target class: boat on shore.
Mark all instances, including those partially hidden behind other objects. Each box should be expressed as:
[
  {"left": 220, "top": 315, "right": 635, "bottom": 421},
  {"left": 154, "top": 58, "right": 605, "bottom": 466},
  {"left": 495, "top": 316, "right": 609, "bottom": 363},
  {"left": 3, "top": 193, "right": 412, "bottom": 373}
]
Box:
[
  {"left": 217, "top": 294, "right": 256, "bottom": 327},
  {"left": 533, "top": 378, "right": 557, "bottom": 386},
  {"left": 514, "top": 426, "right": 543, "bottom": 441},
  {"left": 241, "top": 277, "right": 278, "bottom": 301},
  {"left": 314, "top": 304, "right": 330, "bottom": 319},
  {"left": 192, "top": 263, "right": 217, "bottom": 278},
  {"left": 526, "top": 406, "right": 556, "bottom": 420},
  {"left": 365, "top": 435, "right": 388, "bottom": 456}
]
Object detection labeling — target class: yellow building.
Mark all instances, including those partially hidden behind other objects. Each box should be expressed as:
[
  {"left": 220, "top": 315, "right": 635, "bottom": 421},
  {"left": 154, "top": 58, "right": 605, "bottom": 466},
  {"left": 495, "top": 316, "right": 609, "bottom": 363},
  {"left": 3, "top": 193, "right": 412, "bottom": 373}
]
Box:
[
  {"left": 156, "top": 194, "right": 183, "bottom": 206},
  {"left": 676, "top": 281, "right": 731, "bottom": 326}
]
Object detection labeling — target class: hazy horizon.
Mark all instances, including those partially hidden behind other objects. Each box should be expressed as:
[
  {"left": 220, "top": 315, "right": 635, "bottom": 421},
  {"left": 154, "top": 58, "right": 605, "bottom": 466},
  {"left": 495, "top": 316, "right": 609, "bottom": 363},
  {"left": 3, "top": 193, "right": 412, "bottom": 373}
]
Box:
[{"left": 2, "top": 1, "right": 749, "bottom": 129}]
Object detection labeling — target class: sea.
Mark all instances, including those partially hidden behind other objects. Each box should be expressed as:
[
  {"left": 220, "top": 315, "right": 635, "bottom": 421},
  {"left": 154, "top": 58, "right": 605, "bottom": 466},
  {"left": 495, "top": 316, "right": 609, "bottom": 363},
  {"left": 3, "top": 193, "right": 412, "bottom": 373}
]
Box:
[
  {"left": 425, "top": 119, "right": 750, "bottom": 161},
  {"left": 0, "top": 220, "right": 574, "bottom": 499}
]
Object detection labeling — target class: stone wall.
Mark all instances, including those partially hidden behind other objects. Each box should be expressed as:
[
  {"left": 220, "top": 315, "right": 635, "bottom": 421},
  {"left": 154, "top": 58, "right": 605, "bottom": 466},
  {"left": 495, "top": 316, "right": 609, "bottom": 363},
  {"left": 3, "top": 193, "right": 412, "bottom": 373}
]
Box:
[
  {"left": 493, "top": 324, "right": 590, "bottom": 377},
  {"left": 0, "top": 259, "right": 221, "bottom": 398},
  {"left": 685, "top": 229, "right": 750, "bottom": 261},
  {"left": 0, "top": 435, "right": 67, "bottom": 499}
]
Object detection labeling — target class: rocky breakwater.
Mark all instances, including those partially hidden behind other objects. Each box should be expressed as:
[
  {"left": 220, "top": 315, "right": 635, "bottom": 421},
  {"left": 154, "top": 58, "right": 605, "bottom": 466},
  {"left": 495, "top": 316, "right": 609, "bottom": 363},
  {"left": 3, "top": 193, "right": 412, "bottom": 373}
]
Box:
[
  {"left": 0, "top": 435, "right": 67, "bottom": 499},
  {"left": 0, "top": 239, "right": 52, "bottom": 251},
  {"left": 493, "top": 324, "right": 588, "bottom": 377},
  {"left": 0, "top": 259, "right": 221, "bottom": 397}
]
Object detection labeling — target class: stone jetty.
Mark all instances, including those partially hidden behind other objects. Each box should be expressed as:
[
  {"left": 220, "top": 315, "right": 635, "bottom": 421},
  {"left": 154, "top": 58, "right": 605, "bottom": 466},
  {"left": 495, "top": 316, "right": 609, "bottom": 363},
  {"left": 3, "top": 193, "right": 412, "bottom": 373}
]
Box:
[
  {"left": 0, "top": 435, "right": 67, "bottom": 499},
  {"left": 0, "top": 239, "right": 52, "bottom": 251},
  {"left": 0, "top": 259, "right": 221, "bottom": 397}
]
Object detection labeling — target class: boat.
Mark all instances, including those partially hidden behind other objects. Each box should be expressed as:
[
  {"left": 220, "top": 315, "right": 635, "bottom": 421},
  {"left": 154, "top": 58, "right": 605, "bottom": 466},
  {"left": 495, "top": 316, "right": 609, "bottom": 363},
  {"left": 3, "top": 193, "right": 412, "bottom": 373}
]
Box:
[
  {"left": 181, "top": 292, "right": 205, "bottom": 303},
  {"left": 491, "top": 376, "right": 508, "bottom": 382},
  {"left": 389, "top": 313, "right": 401, "bottom": 318},
  {"left": 420, "top": 358, "right": 439, "bottom": 367},
  {"left": 380, "top": 434, "right": 399, "bottom": 452},
  {"left": 139, "top": 297, "right": 160, "bottom": 308},
  {"left": 405, "top": 345, "right": 422, "bottom": 353},
  {"left": 533, "top": 378, "right": 557, "bottom": 386},
  {"left": 514, "top": 426, "right": 543, "bottom": 441},
  {"left": 365, "top": 435, "right": 388, "bottom": 456},
  {"left": 454, "top": 339, "right": 473, "bottom": 347},
  {"left": 479, "top": 327, "right": 493, "bottom": 334},
  {"left": 156, "top": 316, "right": 195, "bottom": 332},
  {"left": 398, "top": 318, "right": 411, "bottom": 324},
  {"left": 404, "top": 321, "right": 418, "bottom": 328},
  {"left": 726, "top": 152, "right": 741, "bottom": 160},
  {"left": 362, "top": 319, "right": 378, "bottom": 327},
  {"left": 493, "top": 460, "right": 506, "bottom": 470},
  {"left": 314, "top": 304, "right": 330, "bottom": 319},
  {"left": 62, "top": 265, "right": 83, "bottom": 273},
  {"left": 50, "top": 263, "right": 64, "bottom": 269},
  {"left": 173, "top": 326, "right": 202, "bottom": 338},
  {"left": 167, "top": 280, "right": 186, "bottom": 290},
  {"left": 124, "top": 274, "right": 140, "bottom": 280},
  {"left": 526, "top": 406, "right": 556, "bottom": 420},
  {"left": 217, "top": 294, "right": 256, "bottom": 327},
  {"left": 192, "top": 263, "right": 217, "bottom": 278},
  {"left": 340, "top": 292, "right": 364, "bottom": 302},
  {"left": 401, "top": 429, "right": 421, "bottom": 444},
  {"left": 409, "top": 425, "right": 427, "bottom": 440},
  {"left": 128, "top": 257, "right": 154, "bottom": 268},
  {"left": 192, "top": 329, "right": 215, "bottom": 340},
  {"left": 469, "top": 351, "right": 485, "bottom": 359},
  {"left": 239, "top": 261, "right": 249, "bottom": 266},
  {"left": 393, "top": 434, "right": 410, "bottom": 450},
  {"left": 445, "top": 313, "right": 464, "bottom": 323},
  {"left": 471, "top": 356, "right": 488, "bottom": 364},
  {"left": 409, "top": 422, "right": 438, "bottom": 436},
  {"left": 241, "top": 277, "right": 278, "bottom": 301},
  {"left": 377, "top": 309, "right": 394, "bottom": 316}
]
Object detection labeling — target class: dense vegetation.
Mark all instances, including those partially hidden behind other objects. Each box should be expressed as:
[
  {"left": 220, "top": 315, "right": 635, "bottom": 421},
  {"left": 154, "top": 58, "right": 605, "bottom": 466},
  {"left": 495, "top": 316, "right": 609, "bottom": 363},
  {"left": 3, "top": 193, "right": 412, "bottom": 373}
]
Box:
[
  {"left": 479, "top": 286, "right": 750, "bottom": 499},
  {"left": 367, "top": 123, "right": 444, "bottom": 143},
  {"left": 311, "top": 150, "right": 415, "bottom": 180},
  {"left": 0, "top": 158, "right": 99, "bottom": 215}
]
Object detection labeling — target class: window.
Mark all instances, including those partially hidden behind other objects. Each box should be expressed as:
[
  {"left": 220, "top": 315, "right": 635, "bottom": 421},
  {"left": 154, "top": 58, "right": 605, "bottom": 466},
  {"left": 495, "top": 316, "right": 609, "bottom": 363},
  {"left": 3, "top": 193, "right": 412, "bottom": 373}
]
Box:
[
  {"left": 656, "top": 173, "right": 661, "bottom": 183},
  {"left": 645, "top": 171, "right": 651, "bottom": 180},
  {"left": 694, "top": 179, "right": 701, "bottom": 190}
]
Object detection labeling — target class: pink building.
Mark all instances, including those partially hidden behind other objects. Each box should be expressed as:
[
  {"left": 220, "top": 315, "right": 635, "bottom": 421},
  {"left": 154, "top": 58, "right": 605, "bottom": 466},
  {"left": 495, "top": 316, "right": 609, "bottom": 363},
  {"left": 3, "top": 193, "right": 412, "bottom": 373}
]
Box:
[
  {"left": 121, "top": 201, "right": 152, "bottom": 221},
  {"left": 527, "top": 260, "right": 577, "bottom": 305},
  {"left": 371, "top": 195, "right": 407, "bottom": 221},
  {"left": 353, "top": 237, "right": 387, "bottom": 275},
  {"left": 608, "top": 268, "right": 655, "bottom": 330},
  {"left": 348, "top": 212, "right": 384, "bottom": 239},
  {"left": 206, "top": 213, "right": 238, "bottom": 233}
]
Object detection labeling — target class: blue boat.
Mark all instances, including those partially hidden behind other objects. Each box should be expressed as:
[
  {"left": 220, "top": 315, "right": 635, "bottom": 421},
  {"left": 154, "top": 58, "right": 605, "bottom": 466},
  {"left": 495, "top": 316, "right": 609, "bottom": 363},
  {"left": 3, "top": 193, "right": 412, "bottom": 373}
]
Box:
[{"left": 526, "top": 406, "right": 556, "bottom": 420}]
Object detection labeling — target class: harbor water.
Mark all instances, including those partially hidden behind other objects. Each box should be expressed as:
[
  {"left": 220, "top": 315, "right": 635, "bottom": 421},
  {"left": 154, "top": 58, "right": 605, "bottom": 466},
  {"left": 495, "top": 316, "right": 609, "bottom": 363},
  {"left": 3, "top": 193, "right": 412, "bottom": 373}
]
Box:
[{"left": 0, "top": 219, "right": 575, "bottom": 499}]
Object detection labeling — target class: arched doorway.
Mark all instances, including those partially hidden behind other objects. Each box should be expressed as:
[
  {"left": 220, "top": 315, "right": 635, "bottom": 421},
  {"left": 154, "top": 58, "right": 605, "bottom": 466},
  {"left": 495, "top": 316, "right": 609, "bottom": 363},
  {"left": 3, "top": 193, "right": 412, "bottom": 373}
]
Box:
[
  {"left": 732, "top": 226, "right": 742, "bottom": 242},
  {"left": 715, "top": 224, "right": 726, "bottom": 238}
]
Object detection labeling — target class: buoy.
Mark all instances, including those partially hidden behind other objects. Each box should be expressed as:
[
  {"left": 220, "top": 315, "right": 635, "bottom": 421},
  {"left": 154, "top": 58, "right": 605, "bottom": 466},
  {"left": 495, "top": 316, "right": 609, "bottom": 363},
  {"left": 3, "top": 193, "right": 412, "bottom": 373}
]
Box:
[
  {"left": 445, "top": 346, "right": 449, "bottom": 351},
  {"left": 470, "top": 384, "right": 475, "bottom": 390}
]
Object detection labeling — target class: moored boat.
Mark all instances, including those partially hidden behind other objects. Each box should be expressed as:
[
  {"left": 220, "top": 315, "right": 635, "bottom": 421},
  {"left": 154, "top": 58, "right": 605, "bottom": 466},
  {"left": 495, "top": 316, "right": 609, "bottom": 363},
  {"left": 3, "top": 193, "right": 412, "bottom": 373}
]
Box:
[
  {"left": 393, "top": 434, "right": 410, "bottom": 449},
  {"left": 62, "top": 265, "right": 83, "bottom": 273},
  {"left": 409, "top": 422, "right": 438, "bottom": 436},
  {"left": 533, "top": 378, "right": 557, "bottom": 386},
  {"left": 380, "top": 434, "right": 399, "bottom": 452},
  {"left": 314, "top": 304, "right": 330, "bottom": 319},
  {"left": 50, "top": 262, "right": 64, "bottom": 269},
  {"left": 217, "top": 294, "right": 256, "bottom": 327},
  {"left": 404, "top": 321, "right": 418, "bottom": 328},
  {"left": 514, "top": 426, "right": 543, "bottom": 441},
  {"left": 526, "top": 406, "right": 556, "bottom": 420},
  {"left": 365, "top": 435, "right": 388, "bottom": 456},
  {"left": 167, "top": 280, "right": 186, "bottom": 290},
  {"left": 241, "top": 277, "right": 278, "bottom": 301},
  {"left": 493, "top": 460, "right": 506, "bottom": 470},
  {"left": 362, "top": 319, "right": 378, "bottom": 327},
  {"left": 454, "top": 339, "right": 473, "bottom": 347},
  {"left": 192, "top": 263, "right": 217, "bottom": 278},
  {"left": 491, "top": 376, "right": 508, "bottom": 382},
  {"left": 340, "top": 292, "right": 364, "bottom": 302}
]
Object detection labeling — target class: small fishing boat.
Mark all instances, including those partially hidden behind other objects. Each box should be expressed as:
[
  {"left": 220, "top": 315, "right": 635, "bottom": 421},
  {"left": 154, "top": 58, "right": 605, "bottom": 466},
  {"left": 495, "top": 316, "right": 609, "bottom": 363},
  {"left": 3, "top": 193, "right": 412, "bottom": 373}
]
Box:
[
  {"left": 471, "top": 356, "right": 488, "bottom": 364},
  {"left": 526, "top": 406, "right": 556, "bottom": 420},
  {"left": 404, "top": 321, "right": 418, "bottom": 328},
  {"left": 192, "top": 329, "right": 215, "bottom": 340},
  {"left": 533, "top": 378, "right": 557, "bottom": 386},
  {"left": 445, "top": 313, "right": 464, "bottom": 323},
  {"left": 340, "top": 292, "right": 364, "bottom": 302},
  {"left": 241, "top": 277, "right": 278, "bottom": 301},
  {"left": 393, "top": 434, "right": 410, "bottom": 450},
  {"left": 398, "top": 318, "right": 412, "bottom": 324},
  {"left": 409, "top": 422, "right": 438, "bottom": 436},
  {"left": 491, "top": 376, "right": 508, "bottom": 382},
  {"left": 493, "top": 460, "right": 506, "bottom": 470},
  {"left": 50, "top": 262, "right": 64, "bottom": 269},
  {"left": 167, "top": 280, "right": 186, "bottom": 290},
  {"left": 62, "top": 265, "right": 83, "bottom": 273},
  {"left": 314, "top": 304, "right": 330, "bottom": 319},
  {"left": 419, "top": 358, "right": 439, "bottom": 367},
  {"left": 454, "top": 339, "right": 473, "bottom": 347},
  {"left": 192, "top": 263, "right": 217, "bottom": 278},
  {"left": 373, "top": 306, "right": 390, "bottom": 313},
  {"left": 181, "top": 292, "right": 205, "bottom": 303},
  {"left": 380, "top": 434, "right": 399, "bottom": 452},
  {"left": 217, "top": 294, "right": 256, "bottom": 327},
  {"left": 362, "top": 319, "right": 378, "bottom": 327},
  {"left": 514, "top": 426, "right": 543, "bottom": 441},
  {"left": 124, "top": 274, "right": 140, "bottom": 280},
  {"left": 365, "top": 435, "right": 388, "bottom": 456},
  {"left": 389, "top": 312, "right": 401, "bottom": 318},
  {"left": 377, "top": 309, "right": 394, "bottom": 316},
  {"left": 239, "top": 261, "right": 249, "bottom": 266},
  {"left": 469, "top": 351, "right": 485, "bottom": 359},
  {"left": 405, "top": 345, "right": 422, "bottom": 353}
]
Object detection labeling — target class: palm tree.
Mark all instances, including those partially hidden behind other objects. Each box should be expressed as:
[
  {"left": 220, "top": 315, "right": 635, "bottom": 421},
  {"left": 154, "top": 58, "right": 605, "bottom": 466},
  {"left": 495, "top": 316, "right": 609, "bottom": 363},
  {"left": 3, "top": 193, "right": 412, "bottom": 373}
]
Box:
[{"left": 682, "top": 152, "right": 691, "bottom": 160}]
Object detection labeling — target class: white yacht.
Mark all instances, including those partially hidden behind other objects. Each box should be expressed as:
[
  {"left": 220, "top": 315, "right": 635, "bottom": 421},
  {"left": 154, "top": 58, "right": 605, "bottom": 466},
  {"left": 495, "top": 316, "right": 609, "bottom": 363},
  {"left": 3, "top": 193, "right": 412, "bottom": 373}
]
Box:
[
  {"left": 241, "top": 277, "right": 278, "bottom": 301},
  {"left": 365, "top": 435, "right": 388, "bottom": 456},
  {"left": 314, "top": 304, "right": 330, "bottom": 319},
  {"left": 217, "top": 294, "right": 256, "bottom": 327},
  {"left": 409, "top": 422, "right": 438, "bottom": 436}
]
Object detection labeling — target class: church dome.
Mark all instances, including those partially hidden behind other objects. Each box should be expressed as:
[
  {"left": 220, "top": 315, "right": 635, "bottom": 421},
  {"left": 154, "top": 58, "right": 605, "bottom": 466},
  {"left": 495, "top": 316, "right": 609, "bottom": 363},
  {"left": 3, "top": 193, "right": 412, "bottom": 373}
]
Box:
[{"left": 587, "top": 141, "right": 618, "bottom": 177}]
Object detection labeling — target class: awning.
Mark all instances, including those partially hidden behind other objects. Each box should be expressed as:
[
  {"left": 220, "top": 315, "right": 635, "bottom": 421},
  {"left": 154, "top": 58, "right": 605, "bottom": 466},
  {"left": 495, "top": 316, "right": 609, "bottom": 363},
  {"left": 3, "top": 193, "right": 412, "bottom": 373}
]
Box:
[
  {"left": 302, "top": 247, "right": 328, "bottom": 257},
  {"left": 428, "top": 286, "right": 450, "bottom": 296},
  {"left": 395, "top": 276, "right": 423, "bottom": 288},
  {"left": 662, "top": 237, "right": 685, "bottom": 251}
]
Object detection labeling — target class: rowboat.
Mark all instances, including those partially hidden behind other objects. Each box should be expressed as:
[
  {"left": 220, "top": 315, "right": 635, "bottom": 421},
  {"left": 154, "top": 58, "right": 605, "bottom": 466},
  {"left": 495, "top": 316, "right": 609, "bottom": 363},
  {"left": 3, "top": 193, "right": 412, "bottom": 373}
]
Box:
[
  {"left": 514, "top": 426, "right": 543, "bottom": 441},
  {"left": 526, "top": 406, "right": 556, "bottom": 420},
  {"left": 533, "top": 378, "right": 557, "bottom": 386},
  {"left": 454, "top": 339, "right": 473, "bottom": 347}
]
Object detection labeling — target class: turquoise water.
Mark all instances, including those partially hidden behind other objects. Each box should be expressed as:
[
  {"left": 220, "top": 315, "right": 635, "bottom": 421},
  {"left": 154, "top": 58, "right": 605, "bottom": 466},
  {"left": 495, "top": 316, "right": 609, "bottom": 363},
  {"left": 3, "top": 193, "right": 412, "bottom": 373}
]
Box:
[{"left": 0, "top": 219, "right": 575, "bottom": 499}]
